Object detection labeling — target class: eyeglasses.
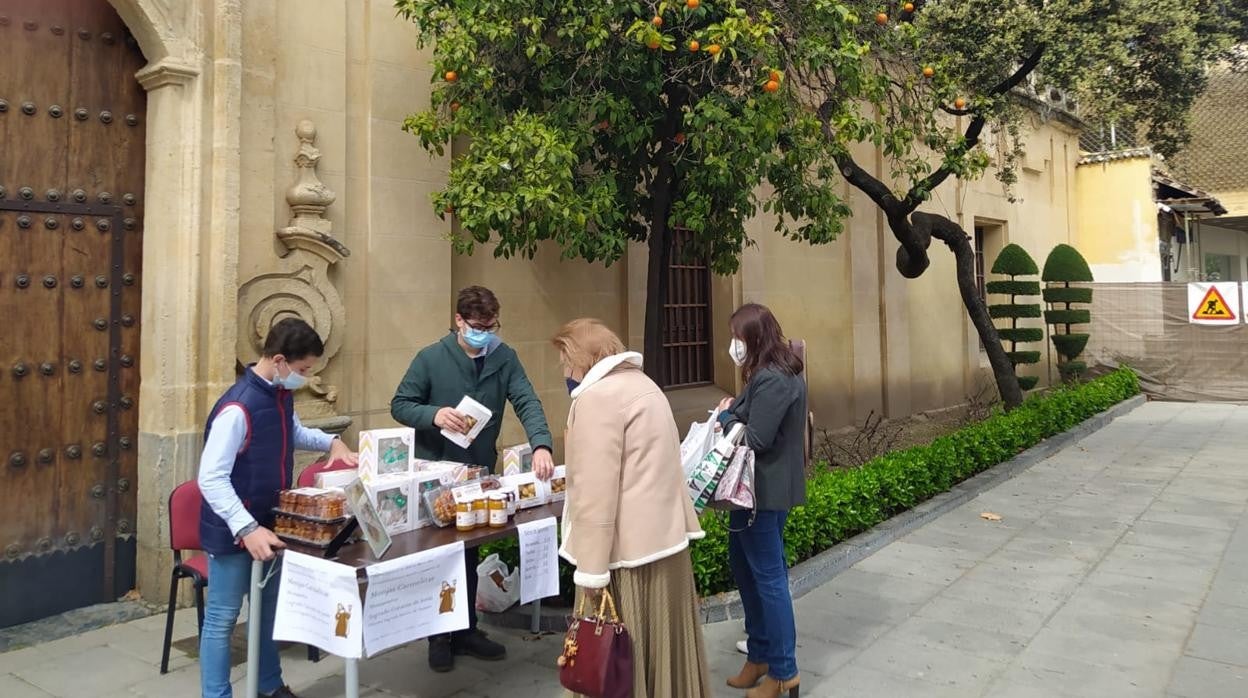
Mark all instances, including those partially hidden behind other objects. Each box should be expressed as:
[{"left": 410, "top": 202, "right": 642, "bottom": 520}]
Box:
[{"left": 466, "top": 319, "right": 501, "bottom": 333}]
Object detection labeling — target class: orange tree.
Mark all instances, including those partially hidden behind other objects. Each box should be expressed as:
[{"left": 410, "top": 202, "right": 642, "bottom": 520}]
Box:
[
  {"left": 396, "top": 0, "right": 853, "bottom": 378},
  {"left": 396, "top": 0, "right": 1241, "bottom": 405}
]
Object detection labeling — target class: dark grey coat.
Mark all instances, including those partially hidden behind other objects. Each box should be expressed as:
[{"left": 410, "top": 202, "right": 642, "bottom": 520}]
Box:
[{"left": 722, "top": 366, "right": 807, "bottom": 511}]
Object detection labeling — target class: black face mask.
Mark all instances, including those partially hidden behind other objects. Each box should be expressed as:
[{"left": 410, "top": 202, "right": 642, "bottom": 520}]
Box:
[{"left": 565, "top": 377, "right": 580, "bottom": 395}]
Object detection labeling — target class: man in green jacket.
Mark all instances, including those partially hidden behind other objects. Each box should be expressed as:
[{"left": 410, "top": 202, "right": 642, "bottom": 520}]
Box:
[{"left": 391, "top": 285, "right": 555, "bottom": 672}]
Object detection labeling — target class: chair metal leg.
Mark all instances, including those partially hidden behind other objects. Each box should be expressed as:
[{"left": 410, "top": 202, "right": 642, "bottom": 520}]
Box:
[
  {"left": 160, "top": 569, "right": 180, "bottom": 674},
  {"left": 194, "top": 582, "right": 206, "bottom": 638}
]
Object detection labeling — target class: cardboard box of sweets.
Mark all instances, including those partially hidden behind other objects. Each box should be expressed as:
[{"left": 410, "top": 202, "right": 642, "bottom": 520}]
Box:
[
  {"left": 366, "top": 474, "right": 416, "bottom": 535},
  {"left": 359, "top": 427, "right": 416, "bottom": 481},
  {"left": 501, "top": 443, "right": 533, "bottom": 476}
]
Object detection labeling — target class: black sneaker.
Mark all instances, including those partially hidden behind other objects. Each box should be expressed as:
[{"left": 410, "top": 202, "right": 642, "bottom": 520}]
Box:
[
  {"left": 260, "top": 687, "right": 300, "bottom": 698},
  {"left": 429, "top": 634, "right": 456, "bottom": 673},
  {"left": 453, "top": 628, "right": 507, "bottom": 661}
]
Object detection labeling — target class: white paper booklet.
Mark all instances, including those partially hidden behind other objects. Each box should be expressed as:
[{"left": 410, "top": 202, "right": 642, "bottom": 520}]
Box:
[{"left": 440, "top": 396, "right": 493, "bottom": 449}]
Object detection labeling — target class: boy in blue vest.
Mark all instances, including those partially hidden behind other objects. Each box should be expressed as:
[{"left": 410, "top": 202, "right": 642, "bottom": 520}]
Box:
[{"left": 198, "top": 318, "right": 357, "bottom": 698}]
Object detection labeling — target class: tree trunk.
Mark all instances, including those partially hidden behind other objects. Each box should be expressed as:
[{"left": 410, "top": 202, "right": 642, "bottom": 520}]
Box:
[
  {"left": 642, "top": 162, "right": 677, "bottom": 381},
  {"left": 915, "top": 212, "right": 1024, "bottom": 409}
]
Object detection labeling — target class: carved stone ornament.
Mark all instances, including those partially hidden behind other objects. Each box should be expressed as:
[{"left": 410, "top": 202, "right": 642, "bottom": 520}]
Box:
[{"left": 237, "top": 120, "right": 352, "bottom": 434}]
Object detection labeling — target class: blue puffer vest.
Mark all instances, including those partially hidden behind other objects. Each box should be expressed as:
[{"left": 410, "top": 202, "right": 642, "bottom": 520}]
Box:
[{"left": 199, "top": 367, "right": 295, "bottom": 555}]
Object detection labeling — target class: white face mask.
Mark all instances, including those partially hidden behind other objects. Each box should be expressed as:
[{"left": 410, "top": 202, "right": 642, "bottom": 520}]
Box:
[{"left": 729, "top": 339, "right": 747, "bottom": 367}]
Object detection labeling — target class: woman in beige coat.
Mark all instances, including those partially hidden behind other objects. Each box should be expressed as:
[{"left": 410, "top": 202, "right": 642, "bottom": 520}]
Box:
[{"left": 553, "top": 318, "right": 711, "bottom": 698}]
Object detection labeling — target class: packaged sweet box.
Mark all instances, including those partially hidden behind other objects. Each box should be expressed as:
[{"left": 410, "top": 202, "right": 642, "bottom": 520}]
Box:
[
  {"left": 359, "top": 427, "right": 416, "bottom": 481},
  {"left": 365, "top": 474, "right": 416, "bottom": 535}
]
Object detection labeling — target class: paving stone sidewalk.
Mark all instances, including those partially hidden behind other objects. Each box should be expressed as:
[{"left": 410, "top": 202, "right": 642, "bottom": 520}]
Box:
[{"left": 2, "top": 401, "right": 1245, "bottom": 697}]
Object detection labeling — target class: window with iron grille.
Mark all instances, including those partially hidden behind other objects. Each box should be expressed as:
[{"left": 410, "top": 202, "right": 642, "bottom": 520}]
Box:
[{"left": 661, "top": 228, "right": 713, "bottom": 388}]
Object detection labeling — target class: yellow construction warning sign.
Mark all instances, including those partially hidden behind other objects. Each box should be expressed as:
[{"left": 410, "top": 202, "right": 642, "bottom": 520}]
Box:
[{"left": 1192, "top": 286, "right": 1237, "bottom": 321}]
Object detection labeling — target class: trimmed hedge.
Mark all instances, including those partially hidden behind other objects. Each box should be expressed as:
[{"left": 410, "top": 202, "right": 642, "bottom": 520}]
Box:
[
  {"left": 690, "top": 367, "right": 1140, "bottom": 596},
  {"left": 1051, "top": 333, "right": 1091, "bottom": 359},
  {"left": 1006, "top": 350, "right": 1042, "bottom": 365},
  {"left": 485, "top": 369, "right": 1141, "bottom": 601},
  {"left": 990, "top": 303, "right": 1043, "bottom": 319},
  {"left": 985, "top": 280, "right": 1041, "bottom": 297},
  {"left": 1042, "top": 286, "right": 1093, "bottom": 304},
  {"left": 987, "top": 243, "right": 1043, "bottom": 393},
  {"left": 998, "top": 327, "right": 1045, "bottom": 344},
  {"left": 1045, "top": 309, "right": 1091, "bottom": 326}
]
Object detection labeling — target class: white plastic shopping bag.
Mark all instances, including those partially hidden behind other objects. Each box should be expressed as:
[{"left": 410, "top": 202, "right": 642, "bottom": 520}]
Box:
[
  {"left": 680, "top": 407, "right": 721, "bottom": 479},
  {"left": 687, "top": 424, "right": 743, "bottom": 514},
  {"left": 475, "top": 553, "right": 520, "bottom": 613}
]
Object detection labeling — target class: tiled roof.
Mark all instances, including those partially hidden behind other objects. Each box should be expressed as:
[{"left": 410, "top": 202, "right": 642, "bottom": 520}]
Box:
[
  {"left": 1153, "top": 169, "right": 1228, "bottom": 215},
  {"left": 1076, "top": 147, "right": 1154, "bottom": 166},
  {"left": 1167, "top": 64, "right": 1248, "bottom": 198}
]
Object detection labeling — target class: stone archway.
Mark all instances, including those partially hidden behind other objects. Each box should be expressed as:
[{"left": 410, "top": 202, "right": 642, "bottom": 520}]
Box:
[{"left": 106, "top": 0, "right": 242, "bottom": 602}]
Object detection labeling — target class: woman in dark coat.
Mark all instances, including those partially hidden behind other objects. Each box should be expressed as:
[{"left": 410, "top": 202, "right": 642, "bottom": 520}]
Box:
[{"left": 717, "top": 303, "right": 807, "bottom": 698}]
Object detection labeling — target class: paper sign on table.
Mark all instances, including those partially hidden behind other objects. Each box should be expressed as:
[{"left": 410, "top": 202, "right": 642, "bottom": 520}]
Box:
[
  {"left": 517, "top": 517, "right": 559, "bottom": 605},
  {"left": 273, "top": 551, "right": 363, "bottom": 659},
  {"left": 363, "top": 541, "right": 469, "bottom": 657},
  {"left": 441, "top": 396, "right": 493, "bottom": 449}
]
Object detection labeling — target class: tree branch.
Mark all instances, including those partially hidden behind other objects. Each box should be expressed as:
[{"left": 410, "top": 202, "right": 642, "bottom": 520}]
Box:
[
  {"left": 901, "top": 44, "right": 1047, "bottom": 213},
  {"left": 818, "top": 102, "right": 932, "bottom": 278}
]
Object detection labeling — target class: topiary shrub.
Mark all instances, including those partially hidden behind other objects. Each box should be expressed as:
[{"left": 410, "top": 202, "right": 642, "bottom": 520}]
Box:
[
  {"left": 986, "top": 244, "right": 1043, "bottom": 391},
  {"left": 1042, "top": 244, "right": 1094, "bottom": 381}
]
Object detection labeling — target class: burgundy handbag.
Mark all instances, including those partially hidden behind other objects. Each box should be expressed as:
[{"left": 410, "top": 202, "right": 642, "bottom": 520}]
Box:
[{"left": 557, "top": 588, "right": 634, "bottom": 698}]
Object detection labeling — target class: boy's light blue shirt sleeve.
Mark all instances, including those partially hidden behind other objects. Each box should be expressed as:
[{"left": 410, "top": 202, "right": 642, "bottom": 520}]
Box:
[
  {"left": 197, "top": 405, "right": 256, "bottom": 537},
  {"left": 292, "top": 412, "right": 335, "bottom": 453}
]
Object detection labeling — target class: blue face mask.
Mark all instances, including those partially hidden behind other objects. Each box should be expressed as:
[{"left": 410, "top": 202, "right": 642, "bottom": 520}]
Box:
[
  {"left": 565, "top": 377, "right": 581, "bottom": 395},
  {"left": 275, "top": 362, "right": 307, "bottom": 391},
  {"left": 461, "top": 325, "right": 495, "bottom": 350}
]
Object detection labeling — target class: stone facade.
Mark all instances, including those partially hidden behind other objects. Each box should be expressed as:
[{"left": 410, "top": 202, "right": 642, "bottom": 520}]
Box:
[{"left": 110, "top": 0, "right": 1084, "bottom": 603}]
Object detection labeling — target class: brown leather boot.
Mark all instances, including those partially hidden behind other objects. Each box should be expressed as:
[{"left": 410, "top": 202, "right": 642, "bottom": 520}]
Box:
[
  {"left": 745, "top": 674, "right": 801, "bottom": 698},
  {"left": 726, "top": 661, "right": 769, "bottom": 689}
]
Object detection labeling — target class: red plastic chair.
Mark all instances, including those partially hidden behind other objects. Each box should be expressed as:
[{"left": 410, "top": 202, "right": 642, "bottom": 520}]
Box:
[
  {"left": 160, "top": 480, "right": 209, "bottom": 674},
  {"left": 297, "top": 457, "right": 356, "bottom": 488}
]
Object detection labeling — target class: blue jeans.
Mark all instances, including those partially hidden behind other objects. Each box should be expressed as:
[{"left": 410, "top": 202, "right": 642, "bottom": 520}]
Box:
[
  {"left": 200, "top": 552, "right": 283, "bottom": 698},
  {"left": 728, "top": 509, "right": 798, "bottom": 681}
]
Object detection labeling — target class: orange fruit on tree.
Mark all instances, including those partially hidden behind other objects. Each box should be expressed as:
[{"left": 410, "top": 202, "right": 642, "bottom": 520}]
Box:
[
  {"left": 445, "top": 70, "right": 458, "bottom": 82},
  {"left": 706, "top": 43, "right": 721, "bottom": 55},
  {"left": 769, "top": 69, "right": 782, "bottom": 82},
  {"left": 652, "top": 15, "right": 663, "bottom": 27},
  {"left": 904, "top": 2, "right": 915, "bottom": 12},
  {"left": 922, "top": 66, "right": 935, "bottom": 78},
  {"left": 689, "top": 40, "right": 700, "bottom": 52},
  {"left": 954, "top": 97, "right": 966, "bottom": 109},
  {"left": 875, "top": 12, "right": 888, "bottom": 25},
  {"left": 450, "top": 101, "right": 461, "bottom": 112},
  {"left": 674, "top": 132, "right": 687, "bottom": 144},
  {"left": 647, "top": 37, "right": 661, "bottom": 49},
  {"left": 687, "top": 0, "right": 700, "bottom": 8},
  {"left": 763, "top": 79, "right": 780, "bottom": 93}
]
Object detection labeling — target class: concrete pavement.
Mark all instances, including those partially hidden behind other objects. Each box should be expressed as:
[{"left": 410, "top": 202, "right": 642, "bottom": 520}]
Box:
[{"left": 2, "top": 401, "right": 1245, "bottom": 697}]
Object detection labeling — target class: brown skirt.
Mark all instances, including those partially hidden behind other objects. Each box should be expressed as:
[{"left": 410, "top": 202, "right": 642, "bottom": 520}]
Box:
[{"left": 569, "top": 548, "right": 712, "bottom": 698}]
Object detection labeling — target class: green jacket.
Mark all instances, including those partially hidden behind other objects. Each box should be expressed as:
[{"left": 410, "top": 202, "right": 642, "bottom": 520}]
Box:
[{"left": 390, "top": 333, "right": 553, "bottom": 470}]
